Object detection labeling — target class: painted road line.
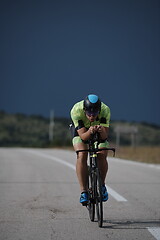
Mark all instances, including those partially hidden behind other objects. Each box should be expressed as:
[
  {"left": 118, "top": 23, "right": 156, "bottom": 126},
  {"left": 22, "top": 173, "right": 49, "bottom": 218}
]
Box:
[
  {"left": 107, "top": 186, "right": 127, "bottom": 202},
  {"left": 23, "top": 149, "right": 128, "bottom": 202},
  {"left": 147, "top": 227, "right": 160, "bottom": 240},
  {"left": 26, "top": 149, "right": 76, "bottom": 170}
]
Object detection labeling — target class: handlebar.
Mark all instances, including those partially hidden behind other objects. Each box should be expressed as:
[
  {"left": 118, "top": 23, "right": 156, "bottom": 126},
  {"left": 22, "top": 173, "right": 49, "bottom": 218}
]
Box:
[{"left": 76, "top": 147, "right": 116, "bottom": 157}]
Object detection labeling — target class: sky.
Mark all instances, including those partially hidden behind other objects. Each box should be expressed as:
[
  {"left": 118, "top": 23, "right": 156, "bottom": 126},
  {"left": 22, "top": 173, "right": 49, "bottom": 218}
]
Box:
[{"left": 0, "top": 0, "right": 160, "bottom": 125}]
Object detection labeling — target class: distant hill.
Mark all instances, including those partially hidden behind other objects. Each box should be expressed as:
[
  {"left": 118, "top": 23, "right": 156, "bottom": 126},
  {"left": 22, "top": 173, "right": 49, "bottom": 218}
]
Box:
[
  {"left": 0, "top": 111, "right": 160, "bottom": 147},
  {"left": 0, "top": 111, "right": 71, "bottom": 147},
  {"left": 110, "top": 121, "right": 160, "bottom": 146}
]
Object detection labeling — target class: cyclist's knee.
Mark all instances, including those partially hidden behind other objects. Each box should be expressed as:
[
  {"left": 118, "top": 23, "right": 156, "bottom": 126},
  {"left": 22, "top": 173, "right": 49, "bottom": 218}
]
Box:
[
  {"left": 98, "top": 150, "right": 108, "bottom": 159},
  {"left": 77, "top": 152, "right": 88, "bottom": 162},
  {"left": 73, "top": 142, "right": 87, "bottom": 151},
  {"left": 73, "top": 143, "right": 87, "bottom": 161}
]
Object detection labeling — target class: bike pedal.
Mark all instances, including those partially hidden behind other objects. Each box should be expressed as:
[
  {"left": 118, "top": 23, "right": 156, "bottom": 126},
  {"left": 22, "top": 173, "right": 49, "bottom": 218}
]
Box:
[{"left": 82, "top": 202, "right": 88, "bottom": 206}]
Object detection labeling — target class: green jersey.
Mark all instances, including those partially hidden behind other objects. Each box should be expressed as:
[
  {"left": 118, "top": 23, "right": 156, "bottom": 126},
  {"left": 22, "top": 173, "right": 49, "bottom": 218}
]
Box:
[{"left": 70, "top": 100, "right": 111, "bottom": 129}]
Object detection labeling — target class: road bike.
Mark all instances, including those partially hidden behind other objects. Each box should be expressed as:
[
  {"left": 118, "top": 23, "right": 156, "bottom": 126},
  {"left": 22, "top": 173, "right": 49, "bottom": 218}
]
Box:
[{"left": 76, "top": 133, "right": 115, "bottom": 227}]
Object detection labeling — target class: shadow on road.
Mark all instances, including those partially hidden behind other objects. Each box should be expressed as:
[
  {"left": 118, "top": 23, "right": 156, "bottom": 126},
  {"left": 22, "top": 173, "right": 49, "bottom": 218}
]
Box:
[{"left": 103, "top": 219, "right": 160, "bottom": 229}]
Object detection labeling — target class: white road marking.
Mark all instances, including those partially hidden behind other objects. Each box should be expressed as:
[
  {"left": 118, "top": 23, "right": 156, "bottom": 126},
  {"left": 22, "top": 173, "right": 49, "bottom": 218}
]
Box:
[
  {"left": 24, "top": 149, "right": 128, "bottom": 202},
  {"left": 147, "top": 227, "right": 160, "bottom": 240},
  {"left": 107, "top": 186, "right": 127, "bottom": 202},
  {"left": 27, "top": 149, "right": 76, "bottom": 170}
]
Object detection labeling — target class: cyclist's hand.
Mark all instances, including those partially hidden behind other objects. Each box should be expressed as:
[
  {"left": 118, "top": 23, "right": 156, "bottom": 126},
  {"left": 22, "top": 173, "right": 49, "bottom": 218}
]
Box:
[
  {"left": 89, "top": 126, "right": 97, "bottom": 134},
  {"left": 97, "top": 125, "right": 102, "bottom": 133}
]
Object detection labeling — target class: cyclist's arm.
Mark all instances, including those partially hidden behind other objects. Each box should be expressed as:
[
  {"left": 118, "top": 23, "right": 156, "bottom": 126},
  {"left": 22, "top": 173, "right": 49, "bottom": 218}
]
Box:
[
  {"left": 77, "top": 126, "right": 109, "bottom": 141},
  {"left": 97, "top": 126, "right": 109, "bottom": 140},
  {"left": 77, "top": 127, "right": 93, "bottom": 141}
]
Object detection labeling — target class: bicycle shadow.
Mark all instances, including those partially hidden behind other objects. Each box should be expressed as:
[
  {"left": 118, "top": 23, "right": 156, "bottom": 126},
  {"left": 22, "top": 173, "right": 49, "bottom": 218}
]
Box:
[{"left": 102, "top": 219, "right": 160, "bottom": 229}]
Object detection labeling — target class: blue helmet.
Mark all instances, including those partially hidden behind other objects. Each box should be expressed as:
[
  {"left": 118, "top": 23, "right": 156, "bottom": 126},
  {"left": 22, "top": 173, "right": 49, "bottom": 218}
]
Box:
[{"left": 84, "top": 94, "right": 101, "bottom": 116}]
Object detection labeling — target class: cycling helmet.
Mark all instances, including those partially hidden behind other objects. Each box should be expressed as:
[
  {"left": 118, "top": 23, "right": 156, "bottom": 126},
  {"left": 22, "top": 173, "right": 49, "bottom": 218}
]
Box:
[{"left": 84, "top": 94, "right": 101, "bottom": 116}]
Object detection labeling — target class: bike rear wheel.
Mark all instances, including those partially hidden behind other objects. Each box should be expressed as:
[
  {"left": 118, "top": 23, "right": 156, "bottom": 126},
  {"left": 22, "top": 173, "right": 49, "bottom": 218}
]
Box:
[{"left": 95, "top": 169, "right": 103, "bottom": 227}]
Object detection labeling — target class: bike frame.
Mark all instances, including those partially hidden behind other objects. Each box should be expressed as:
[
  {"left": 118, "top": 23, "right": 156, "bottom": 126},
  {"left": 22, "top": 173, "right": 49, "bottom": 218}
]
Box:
[{"left": 76, "top": 133, "right": 115, "bottom": 227}]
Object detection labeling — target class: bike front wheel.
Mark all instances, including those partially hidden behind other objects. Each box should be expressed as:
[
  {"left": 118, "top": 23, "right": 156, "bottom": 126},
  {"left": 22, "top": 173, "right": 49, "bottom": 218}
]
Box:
[
  {"left": 95, "top": 169, "right": 103, "bottom": 227},
  {"left": 88, "top": 171, "right": 95, "bottom": 222}
]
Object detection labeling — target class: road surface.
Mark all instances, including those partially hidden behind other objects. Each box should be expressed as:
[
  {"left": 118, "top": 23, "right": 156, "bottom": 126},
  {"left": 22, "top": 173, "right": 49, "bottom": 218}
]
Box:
[{"left": 0, "top": 148, "right": 160, "bottom": 240}]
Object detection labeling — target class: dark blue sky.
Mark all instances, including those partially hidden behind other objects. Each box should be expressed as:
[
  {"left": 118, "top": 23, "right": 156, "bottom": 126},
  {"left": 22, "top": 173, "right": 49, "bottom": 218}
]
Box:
[{"left": 0, "top": 0, "right": 160, "bottom": 125}]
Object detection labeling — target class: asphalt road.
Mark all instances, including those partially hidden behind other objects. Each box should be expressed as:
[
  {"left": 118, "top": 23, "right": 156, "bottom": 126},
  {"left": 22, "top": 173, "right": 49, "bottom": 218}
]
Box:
[{"left": 0, "top": 148, "right": 160, "bottom": 240}]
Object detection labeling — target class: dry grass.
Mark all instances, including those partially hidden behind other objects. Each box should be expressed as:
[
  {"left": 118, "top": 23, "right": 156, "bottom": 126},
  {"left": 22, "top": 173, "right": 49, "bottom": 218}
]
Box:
[{"left": 112, "top": 146, "right": 160, "bottom": 164}]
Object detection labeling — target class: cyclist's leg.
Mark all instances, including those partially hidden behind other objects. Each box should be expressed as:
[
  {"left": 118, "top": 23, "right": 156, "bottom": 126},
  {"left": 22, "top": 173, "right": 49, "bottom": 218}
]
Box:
[
  {"left": 97, "top": 150, "right": 108, "bottom": 185},
  {"left": 97, "top": 141, "right": 109, "bottom": 185},
  {"left": 73, "top": 136, "right": 88, "bottom": 192}
]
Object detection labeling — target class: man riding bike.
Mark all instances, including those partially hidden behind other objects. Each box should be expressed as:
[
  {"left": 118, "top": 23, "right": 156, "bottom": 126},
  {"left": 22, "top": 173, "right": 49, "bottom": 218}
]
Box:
[{"left": 70, "top": 94, "right": 111, "bottom": 205}]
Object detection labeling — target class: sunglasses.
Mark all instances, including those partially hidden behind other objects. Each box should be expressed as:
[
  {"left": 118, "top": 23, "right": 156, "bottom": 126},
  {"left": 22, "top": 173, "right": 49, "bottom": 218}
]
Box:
[{"left": 85, "top": 111, "right": 99, "bottom": 117}]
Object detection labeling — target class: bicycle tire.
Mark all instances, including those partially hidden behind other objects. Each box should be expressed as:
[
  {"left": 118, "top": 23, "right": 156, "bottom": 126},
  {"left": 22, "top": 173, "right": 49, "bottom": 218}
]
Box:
[
  {"left": 88, "top": 169, "right": 95, "bottom": 222},
  {"left": 95, "top": 169, "right": 103, "bottom": 227}
]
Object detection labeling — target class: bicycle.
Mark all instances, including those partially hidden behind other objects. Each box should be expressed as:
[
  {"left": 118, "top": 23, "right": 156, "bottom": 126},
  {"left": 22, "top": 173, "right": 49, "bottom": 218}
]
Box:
[{"left": 76, "top": 133, "right": 115, "bottom": 228}]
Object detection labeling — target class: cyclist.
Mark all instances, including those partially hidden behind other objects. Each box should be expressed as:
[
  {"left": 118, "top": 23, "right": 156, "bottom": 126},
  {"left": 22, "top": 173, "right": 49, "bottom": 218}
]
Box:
[{"left": 70, "top": 94, "right": 111, "bottom": 205}]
